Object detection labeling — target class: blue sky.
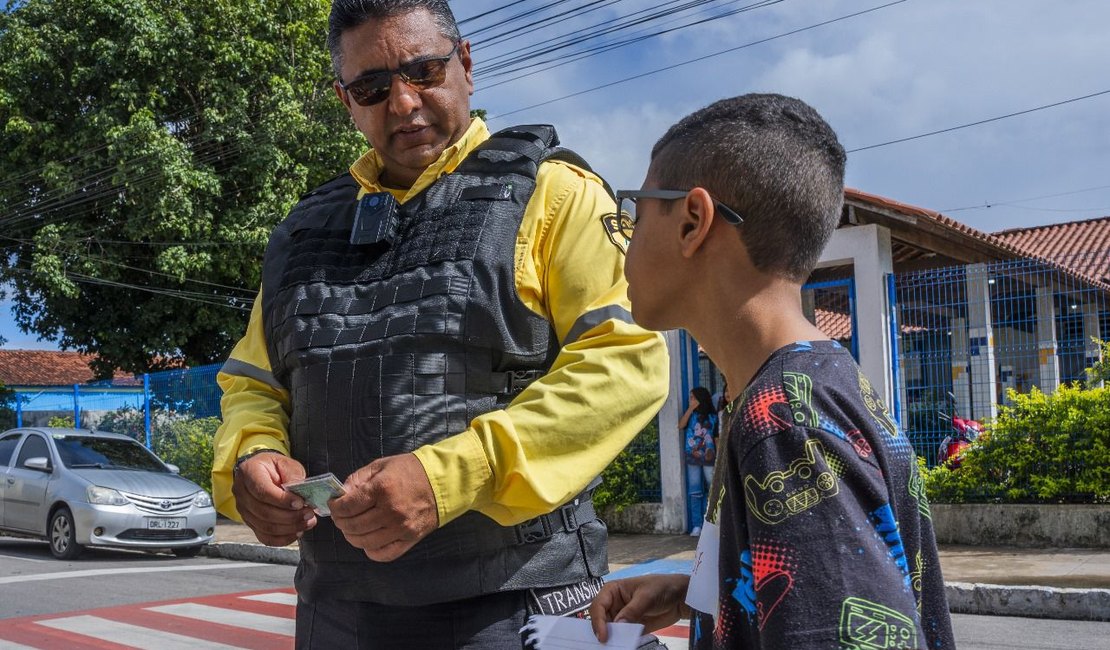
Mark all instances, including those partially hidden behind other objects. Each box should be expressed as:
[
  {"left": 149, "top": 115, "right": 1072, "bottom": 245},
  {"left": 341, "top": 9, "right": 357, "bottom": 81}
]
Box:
[{"left": 4, "top": 0, "right": 1109, "bottom": 350}]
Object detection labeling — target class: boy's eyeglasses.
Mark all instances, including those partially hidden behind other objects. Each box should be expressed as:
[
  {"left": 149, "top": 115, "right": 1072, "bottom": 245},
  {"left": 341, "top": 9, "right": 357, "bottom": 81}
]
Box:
[
  {"left": 339, "top": 42, "right": 460, "bottom": 107},
  {"left": 614, "top": 189, "right": 744, "bottom": 226}
]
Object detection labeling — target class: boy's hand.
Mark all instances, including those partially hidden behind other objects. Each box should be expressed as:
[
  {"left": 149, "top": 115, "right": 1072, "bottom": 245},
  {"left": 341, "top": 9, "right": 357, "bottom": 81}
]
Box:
[{"left": 589, "top": 574, "right": 692, "bottom": 643}]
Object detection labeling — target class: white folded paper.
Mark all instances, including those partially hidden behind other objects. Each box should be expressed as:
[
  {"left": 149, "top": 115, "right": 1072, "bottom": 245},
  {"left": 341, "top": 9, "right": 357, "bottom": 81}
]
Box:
[{"left": 521, "top": 614, "right": 646, "bottom": 649}]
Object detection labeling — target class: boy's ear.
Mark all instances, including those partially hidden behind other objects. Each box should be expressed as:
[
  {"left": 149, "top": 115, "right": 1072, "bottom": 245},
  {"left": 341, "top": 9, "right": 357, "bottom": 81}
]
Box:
[{"left": 679, "top": 187, "right": 717, "bottom": 259}]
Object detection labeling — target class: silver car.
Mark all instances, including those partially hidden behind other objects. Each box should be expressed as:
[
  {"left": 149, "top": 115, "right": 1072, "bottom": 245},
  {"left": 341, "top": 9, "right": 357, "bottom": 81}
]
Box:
[{"left": 0, "top": 427, "right": 216, "bottom": 559}]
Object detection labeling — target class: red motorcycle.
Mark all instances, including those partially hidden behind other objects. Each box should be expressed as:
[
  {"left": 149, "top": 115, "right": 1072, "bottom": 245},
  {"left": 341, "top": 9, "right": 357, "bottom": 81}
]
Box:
[{"left": 937, "top": 393, "right": 982, "bottom": 469}]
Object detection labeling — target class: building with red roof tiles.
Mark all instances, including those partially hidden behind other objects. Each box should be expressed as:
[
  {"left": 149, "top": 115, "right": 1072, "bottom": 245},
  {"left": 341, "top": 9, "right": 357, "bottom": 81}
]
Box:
[
  {"left": 0, "top": 350, "right": 104, "bottom": 388},
  {"left": 0, "top": 350, "right": 145, "bottom": 428},
  {"left": 993, "top": 215, "right": 1110, "bottom": 284}
]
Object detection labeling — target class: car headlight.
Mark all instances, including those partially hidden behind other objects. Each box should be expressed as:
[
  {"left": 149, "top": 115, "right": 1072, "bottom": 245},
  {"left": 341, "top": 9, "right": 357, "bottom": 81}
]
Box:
[
  {"left": 87, "top": 485, "right": 129, "bottom": 506},
  {"left": 193, "top": 491, "right": 213, "bottom": 508}
]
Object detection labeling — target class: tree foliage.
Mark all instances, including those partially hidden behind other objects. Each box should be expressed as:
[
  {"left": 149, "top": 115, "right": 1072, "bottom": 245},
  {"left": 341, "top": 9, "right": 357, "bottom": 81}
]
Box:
[{"left": 0, "top": 0, "right": 364, "bottom": 376}]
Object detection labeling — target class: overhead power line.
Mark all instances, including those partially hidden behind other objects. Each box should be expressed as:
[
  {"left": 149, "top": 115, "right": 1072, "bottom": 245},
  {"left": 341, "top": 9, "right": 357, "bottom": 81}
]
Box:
[
  {"left": 456, "top": 0, "right": 534, "bottom": 26},
  {"left": 465, "top": 0, "right": 578, "bottom": 38},
  {"left": 944, "top": 184, "right": 1110, "bottom": 213},
  {"left": 4, "top": 267, "right": 252, "bottom": 312},
  {"left": 488, "top": 0, "right": 907, "bottom": 120},
  {"left": 476, "top": 0, "right": 786, "bottom": 89},
  {"left": 471, "top": 0, "right": 625, "bottom": 54},
  {"left": 847, "top": 88, "right": 1110, "bottom": 153}
]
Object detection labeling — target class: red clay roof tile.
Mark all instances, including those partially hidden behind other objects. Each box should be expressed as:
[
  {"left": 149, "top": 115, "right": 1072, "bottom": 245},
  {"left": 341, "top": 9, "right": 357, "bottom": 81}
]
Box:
[
  {"left": 993, "top": 216, "right": 1110, "bottom": 282},
  {"left": 0, "top": 350, "right": 109, "bottom": 386}
]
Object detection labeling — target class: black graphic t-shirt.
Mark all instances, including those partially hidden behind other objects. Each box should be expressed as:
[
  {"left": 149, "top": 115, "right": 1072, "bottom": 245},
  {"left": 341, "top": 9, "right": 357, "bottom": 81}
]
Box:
[{"left": 690, "top": 341, "right": 954, "bottom": 649}]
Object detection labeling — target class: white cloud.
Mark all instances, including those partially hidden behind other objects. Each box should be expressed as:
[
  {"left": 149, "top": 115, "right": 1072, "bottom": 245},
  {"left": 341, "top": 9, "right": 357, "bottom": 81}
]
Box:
[{"left": 464, "top": 0, "right": 1110, "bottom": 232}]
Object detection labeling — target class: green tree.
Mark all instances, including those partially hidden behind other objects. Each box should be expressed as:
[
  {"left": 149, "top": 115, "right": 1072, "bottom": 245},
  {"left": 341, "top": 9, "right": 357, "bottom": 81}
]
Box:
[{"left": 0, "top": 0, "right": 364, "bottom": 376}]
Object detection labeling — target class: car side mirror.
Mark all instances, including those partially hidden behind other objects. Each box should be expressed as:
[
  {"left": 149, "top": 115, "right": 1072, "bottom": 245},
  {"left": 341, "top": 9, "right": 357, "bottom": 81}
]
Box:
[
  {"left": 24, "top": 457, "right": 52, "bottom": 472},
  {"left": 165, "top": 463, "right": 180, "bottom": 474}
]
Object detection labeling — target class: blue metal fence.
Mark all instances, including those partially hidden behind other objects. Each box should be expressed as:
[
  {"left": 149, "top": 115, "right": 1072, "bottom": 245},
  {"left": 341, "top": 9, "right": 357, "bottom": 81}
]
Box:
[
  {"left": 892, "top": 255, "right": 1108, "bottom": 466},
  {"left": 5, "top": 252, "right": 1104, "bottom": 505},
  {"left": 10, "top": 363, "right": 223, "bottom": 448}
]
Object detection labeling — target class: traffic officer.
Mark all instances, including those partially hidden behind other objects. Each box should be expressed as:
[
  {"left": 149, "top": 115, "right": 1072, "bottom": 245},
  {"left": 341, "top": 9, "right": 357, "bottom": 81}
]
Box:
[{"left": 211, "top": 1, "right": 670, "bottom": 647}]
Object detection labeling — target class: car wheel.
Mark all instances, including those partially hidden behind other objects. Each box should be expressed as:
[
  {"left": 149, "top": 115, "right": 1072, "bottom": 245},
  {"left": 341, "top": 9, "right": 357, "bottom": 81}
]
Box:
[
  {"left": 172, "top": 545, "right": 205, "bottom": 558},
  {"left": 49, "top": 508, "right": 84, "bottom": 560}
]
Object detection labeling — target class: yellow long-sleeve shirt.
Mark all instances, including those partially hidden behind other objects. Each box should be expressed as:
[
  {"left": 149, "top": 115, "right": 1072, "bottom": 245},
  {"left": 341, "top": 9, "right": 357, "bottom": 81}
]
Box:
[{"left": 212, "top": 119, "right": 669, "bottom": 527}]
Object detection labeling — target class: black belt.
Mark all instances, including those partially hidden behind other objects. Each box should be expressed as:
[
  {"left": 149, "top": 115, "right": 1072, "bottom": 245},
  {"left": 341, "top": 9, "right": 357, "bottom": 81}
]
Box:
[{"left": 508, "top": 497, "right": 597, "bottom": 545}]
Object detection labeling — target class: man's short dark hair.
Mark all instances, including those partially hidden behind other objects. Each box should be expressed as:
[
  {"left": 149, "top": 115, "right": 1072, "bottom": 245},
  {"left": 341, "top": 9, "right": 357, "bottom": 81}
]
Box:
[
  {"left": 651, "top": 93, "right": 846, "bottom": 282},
  {"left": 328, "top": 0, "right": 460, "bottom": 80}
]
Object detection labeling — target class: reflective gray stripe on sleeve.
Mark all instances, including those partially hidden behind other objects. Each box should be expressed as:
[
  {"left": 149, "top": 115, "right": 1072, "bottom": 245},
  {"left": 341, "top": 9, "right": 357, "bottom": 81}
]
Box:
[
  {"left": 220, "top": 358, "right": 285, "bottom": 392},
  {"left": 562, "top": 305, "right": 635, "bottom": 347}
]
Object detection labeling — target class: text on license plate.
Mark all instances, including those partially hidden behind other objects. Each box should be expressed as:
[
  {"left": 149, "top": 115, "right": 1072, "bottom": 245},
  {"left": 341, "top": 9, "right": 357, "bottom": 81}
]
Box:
[{"left": 147, "top": 518, "right": 185, "bottom": 529}]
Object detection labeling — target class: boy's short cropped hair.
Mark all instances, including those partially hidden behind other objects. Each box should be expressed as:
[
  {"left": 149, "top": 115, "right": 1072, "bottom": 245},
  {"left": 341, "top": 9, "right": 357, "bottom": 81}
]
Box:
[{"left": 651, "top": 93, "right": 847, "bottom": 282}]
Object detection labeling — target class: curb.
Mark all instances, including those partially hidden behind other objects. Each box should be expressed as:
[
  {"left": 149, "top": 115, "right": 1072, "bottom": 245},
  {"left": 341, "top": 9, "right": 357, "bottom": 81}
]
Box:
[
  {"left": 203, "top": 541, "right": 298, "bottom": 565},
  {"left": 201, "top": 542, "right": 1110, "bottom": 622},
  {"left": 945, "top": 582, "right": 1110, "bottom": 622}
]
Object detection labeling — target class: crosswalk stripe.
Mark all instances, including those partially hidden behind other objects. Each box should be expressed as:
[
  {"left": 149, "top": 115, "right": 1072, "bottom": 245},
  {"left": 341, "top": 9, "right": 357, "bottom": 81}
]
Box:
[
  {"left": 0, "top": 563, "right": 262, "bottom": 585},
  {"left": 146, "top": 603, "right": 295, "bottom": 636},
  {"left": 656, "top": 621, "right": 690, "bottom": 650},
  {"left": 35, "top": 615, "right": 243, "bottom": 649},
  {"left": 0, "top": 590, "right": 683, "bottom": 649},
  {"left": 241, "top": 592, "right": 298, "bottom": 606}
]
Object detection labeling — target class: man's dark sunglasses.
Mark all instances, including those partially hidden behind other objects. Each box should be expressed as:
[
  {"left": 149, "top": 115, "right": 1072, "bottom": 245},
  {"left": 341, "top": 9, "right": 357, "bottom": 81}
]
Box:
[
  {"left": 340, "top": 41, "right": 460, "bottom": 107},
  {"left": 614, "top": 189, "right": 745, "bottom": 226}
]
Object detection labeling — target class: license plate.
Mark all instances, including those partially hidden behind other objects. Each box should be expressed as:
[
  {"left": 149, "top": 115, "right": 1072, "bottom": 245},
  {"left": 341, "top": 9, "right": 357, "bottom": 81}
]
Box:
[{"left": 147, "top": 518, "right": 185, "bottom": 530}]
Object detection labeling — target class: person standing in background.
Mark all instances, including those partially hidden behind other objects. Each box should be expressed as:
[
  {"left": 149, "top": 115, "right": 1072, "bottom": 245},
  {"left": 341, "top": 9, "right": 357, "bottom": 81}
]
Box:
[{"left": 679, "top": 385, "right": 717, "bottom": 536}]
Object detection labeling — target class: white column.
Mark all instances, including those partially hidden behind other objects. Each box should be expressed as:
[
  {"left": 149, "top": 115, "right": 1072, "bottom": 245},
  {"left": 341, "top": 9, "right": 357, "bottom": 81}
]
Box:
[
  {"left": 659, "top": 329, "right": 691, "bottom": 533},
  {"left": 1035, "top": 287, "right": 1060, "bottom": 394},
  {"left": 1083, "top": 303, "right": 1103, "bottom": 387},
  {"left": 965, "top": 264, "right": 997, "bottom": 421},
  {"left": 818, "top": 224, "right": 895, "bottom": 406},
  {"left": 949, "top": 316, "right": 972, "bottom": 418}
]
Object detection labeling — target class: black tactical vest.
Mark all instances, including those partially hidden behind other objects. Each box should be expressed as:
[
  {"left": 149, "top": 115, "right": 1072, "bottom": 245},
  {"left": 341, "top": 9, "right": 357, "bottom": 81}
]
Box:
[{"left": 260, "top": 125, "right": 609, "bottom": 605}]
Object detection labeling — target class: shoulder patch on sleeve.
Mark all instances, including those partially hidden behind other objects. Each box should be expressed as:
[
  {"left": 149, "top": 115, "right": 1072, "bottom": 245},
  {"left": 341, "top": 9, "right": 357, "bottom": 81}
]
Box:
[{"left": 601, "top": 210, "right": 633, "bottom": 254}]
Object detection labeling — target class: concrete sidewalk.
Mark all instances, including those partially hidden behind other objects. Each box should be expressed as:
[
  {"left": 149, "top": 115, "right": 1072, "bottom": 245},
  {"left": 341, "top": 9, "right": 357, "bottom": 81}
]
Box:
[{"left": 207, "top": 519, "right": 1110, "bottom": 621}]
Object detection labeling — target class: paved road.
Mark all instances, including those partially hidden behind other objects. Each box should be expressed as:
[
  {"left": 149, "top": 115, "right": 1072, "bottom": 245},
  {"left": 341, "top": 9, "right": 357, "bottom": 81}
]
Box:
[
  {"left": 4, "top": 592, "right": 1109, "bottom": 650},
  {"left": 0, "top": 536, "right": 294, "bottom": 619},
  {"left": 4, "top": 536, "right": 1109, "bottom": 649}
]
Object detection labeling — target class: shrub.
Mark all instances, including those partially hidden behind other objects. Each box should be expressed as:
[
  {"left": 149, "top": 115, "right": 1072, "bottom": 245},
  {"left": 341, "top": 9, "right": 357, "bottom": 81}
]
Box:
[
  {"left": 1086, "top": 337, "right": 1110, "bottom": 387},
  {"left": 594, "top": 421, "right": 660, "bottom": 513},
  {"left": 95, "top": 407, "right": 146, "bottom": 440},
  {"left": 923, "top": 384, "right": 1110, "bottom": 503},
  {"left": 152, "top": 417, "right": 219, "bottom": 494},
  {"left": 0, "top": 383, "right": 14, "bottom": 430},
  {"left": 48, "top": 415, "right": 75, "bottom": 428},
  {"left": 88, "top": 406, "right": 218, "bottom": 493}
]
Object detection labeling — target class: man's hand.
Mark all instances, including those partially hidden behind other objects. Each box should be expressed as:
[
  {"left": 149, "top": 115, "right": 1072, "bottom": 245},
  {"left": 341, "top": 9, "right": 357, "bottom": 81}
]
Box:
[
  {"left": 589, "top": 574, "right": 692, "bottom": 643},
  {"left": 330, "top": 453, "right": 439, "bottom": 563},
  {"left": 231, "top": 452, "right": 316, "bottom": 547}
]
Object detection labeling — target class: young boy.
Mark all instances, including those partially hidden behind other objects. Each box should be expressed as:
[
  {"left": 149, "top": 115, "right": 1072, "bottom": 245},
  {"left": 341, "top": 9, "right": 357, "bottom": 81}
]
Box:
[{"left": 589, "top": 94, "right": 953, "bottom": 648}]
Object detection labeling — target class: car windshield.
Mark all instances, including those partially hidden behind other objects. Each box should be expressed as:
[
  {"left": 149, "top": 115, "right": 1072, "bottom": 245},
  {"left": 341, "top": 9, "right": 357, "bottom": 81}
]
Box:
[{"left": 54, "top": 436, "right": 168, "bottom": 472}]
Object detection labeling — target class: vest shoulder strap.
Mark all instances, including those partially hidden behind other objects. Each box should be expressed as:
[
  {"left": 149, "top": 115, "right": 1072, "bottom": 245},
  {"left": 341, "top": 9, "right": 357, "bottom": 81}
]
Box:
[{"left": 468, "top": 125, "right": 614, "bottom": 198}]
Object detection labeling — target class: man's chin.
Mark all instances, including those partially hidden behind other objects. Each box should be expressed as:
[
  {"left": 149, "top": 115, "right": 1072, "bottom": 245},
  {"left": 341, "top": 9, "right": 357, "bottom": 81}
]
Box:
[{"left": 394, "top": 144, "right": 446, "bottom": 171}]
